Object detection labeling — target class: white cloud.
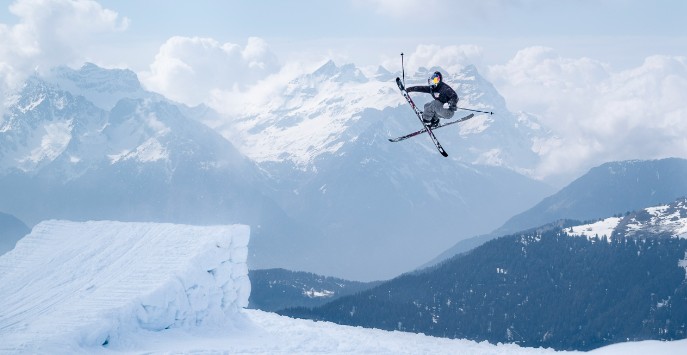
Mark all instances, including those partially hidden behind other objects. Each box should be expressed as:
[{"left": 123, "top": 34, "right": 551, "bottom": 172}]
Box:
[
  {"left": 206, "top": 60, "right": 319, "bottom": 120},
  {"left": 140, "top": 36, "right": 280, "bottom": 107},
  {"left": 488, "top": 47, "right": 687, "bottom": 181},
  {"left": 0, "top": 0, "right": 127, "bottom": 111},
  {"left": 488, "top": 46, "right": 610, "bottom": 127},
  {"left": 383, "top": 44, "right": 484, "bottom": 74}
]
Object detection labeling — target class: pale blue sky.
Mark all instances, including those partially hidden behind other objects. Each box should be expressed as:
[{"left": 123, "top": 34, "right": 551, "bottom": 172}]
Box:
[
  {"left": 1, "top": 0, "right": 679, "bottom": 70},
  {"left": 86, "top": 0, "right": 686, "bottom": 38},
  {"left": 112, "top": 1, "right": 683, "bottom": 67}
]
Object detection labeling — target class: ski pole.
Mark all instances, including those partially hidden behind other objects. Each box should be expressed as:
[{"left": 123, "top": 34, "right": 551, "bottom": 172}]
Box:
[
  {"left": 457, "top": 107, "right": 494, "bottom": 115},
  {"left": 400, "top": 52, "right": 405, "bottom": 86}
]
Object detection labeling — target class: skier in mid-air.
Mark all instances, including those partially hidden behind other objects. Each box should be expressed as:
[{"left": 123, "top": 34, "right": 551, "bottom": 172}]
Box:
[{"left": 405, "top": 71, "right": 458, "bottom": 128}]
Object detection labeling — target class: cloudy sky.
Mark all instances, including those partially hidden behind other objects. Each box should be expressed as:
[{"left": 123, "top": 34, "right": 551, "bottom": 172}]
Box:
[{"left": 1, "top": 0, "right": 686, "bottom": 182}]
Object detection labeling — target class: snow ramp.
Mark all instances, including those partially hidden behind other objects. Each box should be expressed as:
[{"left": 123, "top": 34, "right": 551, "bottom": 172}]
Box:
[{"left": 0, "top": 220, "right": 250, "bottom": 352}]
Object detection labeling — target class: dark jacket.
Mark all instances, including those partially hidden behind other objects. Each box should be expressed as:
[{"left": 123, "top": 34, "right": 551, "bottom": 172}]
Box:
[{"left": 406, "top": 82, "right": 458, "bottom": 106}]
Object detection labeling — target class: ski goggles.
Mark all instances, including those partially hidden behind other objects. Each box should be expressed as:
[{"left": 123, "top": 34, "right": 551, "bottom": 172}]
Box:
[{"left": 429, "top": 75, "right": 440, "bottom": 86}]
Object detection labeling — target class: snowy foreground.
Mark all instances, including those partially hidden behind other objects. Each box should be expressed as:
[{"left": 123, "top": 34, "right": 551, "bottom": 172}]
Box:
[
  {"left": 0, "top": 220, "right": 250, "bottom": 353},
  {"left": 111, "top": 309, "right": 685, "bottom": 355},
  {"left": 0, "top": 221, "right": 684, "bottom": 354}
]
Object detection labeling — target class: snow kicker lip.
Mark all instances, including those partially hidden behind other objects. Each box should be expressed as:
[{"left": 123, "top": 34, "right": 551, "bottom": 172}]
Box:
[{"left": 0, "top": 220, "right": 250, "bottom": 350}]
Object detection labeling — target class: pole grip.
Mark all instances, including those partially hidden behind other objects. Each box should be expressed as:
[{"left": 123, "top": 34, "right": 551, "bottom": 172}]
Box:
[{"left": 400, "top": 52, "right": 405, "bottom": 86}]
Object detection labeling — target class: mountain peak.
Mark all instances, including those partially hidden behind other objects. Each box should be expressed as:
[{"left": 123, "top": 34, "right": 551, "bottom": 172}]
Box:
[
  {"left": 313, "top": 60, "right": 338, "bottom": 76},
  {"left": 459, "top": 64, "right": 480, "bottom": 77},
  {"left": 44, "top": 62, "right": 150, "bottom": 110},
  {"left": 311, "top": 60, "right": 368, "bottom": 83},
  {"left": 52, "top": 62, "right": 142, "bottom": 92},
  {"left": 375, "top": 65, "right": 391, "bottom": 75}
]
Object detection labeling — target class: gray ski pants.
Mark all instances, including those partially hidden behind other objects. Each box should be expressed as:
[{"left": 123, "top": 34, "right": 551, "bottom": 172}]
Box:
[{"left": 422, "top": 100, "right": 455, "bottom": 121}]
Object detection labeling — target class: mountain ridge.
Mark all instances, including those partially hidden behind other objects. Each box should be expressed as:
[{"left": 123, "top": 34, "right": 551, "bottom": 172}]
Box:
[
  {"left": 281, "top": 196, "right": 687, "bottom": 350},
  {"left": 2, "top": 62, "right": 557, "bottom": 280},
  {"left": 424, "top": 157, "right": 687, "bottom": 267},
  {"left": 199, "top": 60, "right": 555, "bottom": 176}
]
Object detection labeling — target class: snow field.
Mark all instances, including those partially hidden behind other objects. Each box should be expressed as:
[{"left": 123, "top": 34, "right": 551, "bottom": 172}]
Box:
[
  {"left": 0, "top": 220, "right": 250, "bottom": 352},
  {"left": 565, "top": 217, "right": 621, "bottom": 240},
  {"left": 91, "top": 309, "right": 687, "bottom": 354}
]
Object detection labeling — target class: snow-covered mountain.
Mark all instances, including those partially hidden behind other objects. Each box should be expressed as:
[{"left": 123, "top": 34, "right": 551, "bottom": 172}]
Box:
[
  {"left": 194, "top": 61, "right": 557, "bottom": 279},
  {"left": 0, "top": 64, "right": 310, "bottom": 269},
  {"left": 43, "top": 62, "right": 158, "bottom": 110},
  {"left": 0, "top": 62, "right": 556, "bottom": 281},
  {"left": 565, "top": 196, "right": 687, "bottom": 240},
  {"left": 426, "top": 158, "right": 687, "bottom": 267},
  {"left": 502, "top": 158, "right": 687, "bottom": 236},
  {"left": 284, "top": 196, "right": 687, "bottom": 351},
  {"left": 204, "top": 60, "right": 554, "bottom": 175}
]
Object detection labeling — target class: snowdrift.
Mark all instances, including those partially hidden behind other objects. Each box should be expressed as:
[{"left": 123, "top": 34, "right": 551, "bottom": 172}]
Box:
[{"left": 0, "top": 220, "right": 250, "bottom": 352}]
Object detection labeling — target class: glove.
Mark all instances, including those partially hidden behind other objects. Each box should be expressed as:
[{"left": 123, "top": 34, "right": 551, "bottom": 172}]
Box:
[{"left": 448, "top": 101, "right": 457, "bottom": 112}]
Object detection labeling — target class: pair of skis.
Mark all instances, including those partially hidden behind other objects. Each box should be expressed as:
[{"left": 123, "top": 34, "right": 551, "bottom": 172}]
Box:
[
  {"left": 388, "top": 113, "right": 474, "bottom": 143},
  {"left": 389, "top": 77, "right": 474, "bottom": 157}
]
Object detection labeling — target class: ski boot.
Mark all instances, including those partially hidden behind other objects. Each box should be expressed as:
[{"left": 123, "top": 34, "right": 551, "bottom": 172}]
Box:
[{"left": 423, "top": 117, "right": 440, "bottom": 128}]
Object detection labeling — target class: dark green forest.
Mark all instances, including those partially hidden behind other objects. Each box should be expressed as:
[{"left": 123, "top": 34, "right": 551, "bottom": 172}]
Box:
[{"left": 281, "top": 230, "right": 687, "bottom": 351}]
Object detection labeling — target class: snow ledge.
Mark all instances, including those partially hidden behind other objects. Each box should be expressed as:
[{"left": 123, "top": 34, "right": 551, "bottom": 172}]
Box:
[{"left": 0, "top": 220, "right": 250, "bottom": 351}]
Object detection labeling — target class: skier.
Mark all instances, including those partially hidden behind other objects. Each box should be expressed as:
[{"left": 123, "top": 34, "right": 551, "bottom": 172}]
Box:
[{"left": 405, "top": 71, "right": 458, "bottom": 128}]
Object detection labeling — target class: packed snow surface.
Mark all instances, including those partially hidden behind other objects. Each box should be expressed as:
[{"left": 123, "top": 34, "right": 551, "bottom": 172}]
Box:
[
  {"left": 0, "top": 220, "right": 250, "bottom": 352},
  {"left": 119, "top": 310, "right": 685, "bottom": 355},
  {"left": 0, "top": 220, "right": 684, "bottom": 354}
]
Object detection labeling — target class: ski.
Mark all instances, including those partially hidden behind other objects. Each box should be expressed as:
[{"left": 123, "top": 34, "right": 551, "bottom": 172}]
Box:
[
  {"left": 394, "top": 77, "right": 449, "bottom": 157},
  {"left": 388, "top": 113, "right": 474, "bottom": 142}
]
